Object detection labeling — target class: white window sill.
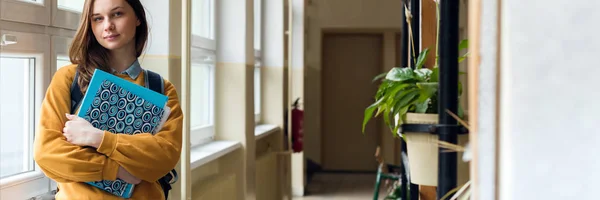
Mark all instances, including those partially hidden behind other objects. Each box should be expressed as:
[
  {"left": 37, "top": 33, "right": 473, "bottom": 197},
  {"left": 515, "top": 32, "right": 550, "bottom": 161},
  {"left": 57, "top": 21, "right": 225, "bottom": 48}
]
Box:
[
  {"left": 255, "top": 124, "right": 280, "bottom": 140},
  {"left": 189, "top": 124, "right": 280, "bottom": 170},
  {"left": 190, "top": 141, "right": 242, "bottom": 170}
]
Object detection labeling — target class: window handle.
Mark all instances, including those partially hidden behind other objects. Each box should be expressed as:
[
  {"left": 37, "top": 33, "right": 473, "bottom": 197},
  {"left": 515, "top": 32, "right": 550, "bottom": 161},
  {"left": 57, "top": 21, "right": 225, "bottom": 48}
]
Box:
[{"left": 1, "top": 34, "right": 18, "bottom": 46}]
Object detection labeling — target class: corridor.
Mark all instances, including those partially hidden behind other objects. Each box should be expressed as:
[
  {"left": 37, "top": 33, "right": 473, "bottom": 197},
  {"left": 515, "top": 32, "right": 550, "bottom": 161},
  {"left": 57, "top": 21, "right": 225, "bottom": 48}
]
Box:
[{"left": 293, "top": 173, "right": 388, "bottom": 200}]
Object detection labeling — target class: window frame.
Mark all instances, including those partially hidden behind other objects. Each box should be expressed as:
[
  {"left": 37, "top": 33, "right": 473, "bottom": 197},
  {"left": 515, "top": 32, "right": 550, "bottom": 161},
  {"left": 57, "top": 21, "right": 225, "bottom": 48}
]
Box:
[
  {"left": 189, "top": 0, "right": 216, "bottom": 147},
  {"left": 189, "top": 47, "right": 215, "bottom": 147},
  {"left": 1, "top": 0, "right": 51, "bottom": 26},
  {"left": 52, "top": 0, "right": 83, "bottom": 30},
  {"left": 254, "top": 0, "right": 263, "bottom": 124},
  {"left": 51, "top": 35, "right": 73, "bottom": 73},
  {"left": 254, "top": 49, "right": 261, "bottom": 124},
  {"left": 0, "top": 29, "right": 52, "bottom": 200},
  {"left": 254, "top": 0, "right": 262, "bottom": 51}
]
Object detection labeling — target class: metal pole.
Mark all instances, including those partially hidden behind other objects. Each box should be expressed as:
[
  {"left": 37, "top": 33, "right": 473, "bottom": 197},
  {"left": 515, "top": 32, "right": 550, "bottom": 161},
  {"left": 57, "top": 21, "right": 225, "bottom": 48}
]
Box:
[
  {"left": 407, "top": 0, "right": 421, "bottom": 199},
  {"left": 410, "top": 0, "right": 420, "bottom": 69},
  {"left": 401, "top": 0, "right": 409, "bottom": 68},
  {"left": 400, "top": 1, "right": 409, "bottom": 199},
  {"left": 437, "top": 0, "right": 460, "bottom": 198}
]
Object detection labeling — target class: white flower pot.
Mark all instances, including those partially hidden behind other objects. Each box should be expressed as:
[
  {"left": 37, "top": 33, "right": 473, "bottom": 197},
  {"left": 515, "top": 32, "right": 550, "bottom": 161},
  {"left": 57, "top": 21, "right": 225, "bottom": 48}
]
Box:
[{"left": 403, "top": 113, "right": 470, "bottom": 186}]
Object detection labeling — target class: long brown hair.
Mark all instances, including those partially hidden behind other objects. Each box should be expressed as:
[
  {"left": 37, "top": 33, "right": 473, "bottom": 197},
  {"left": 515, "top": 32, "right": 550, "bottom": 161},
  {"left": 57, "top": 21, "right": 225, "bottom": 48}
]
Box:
[{"left": 69, "top": 0, "right": 148, "bottom": 93}]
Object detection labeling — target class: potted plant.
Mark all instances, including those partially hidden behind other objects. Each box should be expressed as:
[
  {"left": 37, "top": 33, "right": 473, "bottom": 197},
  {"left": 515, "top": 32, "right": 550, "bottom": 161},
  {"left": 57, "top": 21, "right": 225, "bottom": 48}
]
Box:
[{"left": 362, "top": 2, "right": 469, "bottom": 187}]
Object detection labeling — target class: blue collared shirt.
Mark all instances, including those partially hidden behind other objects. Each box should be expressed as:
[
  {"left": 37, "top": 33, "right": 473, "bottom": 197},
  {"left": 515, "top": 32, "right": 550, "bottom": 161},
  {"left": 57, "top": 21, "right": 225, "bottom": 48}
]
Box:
[{"left": 111, "top": 59, "right": 142, "bottom": 80}]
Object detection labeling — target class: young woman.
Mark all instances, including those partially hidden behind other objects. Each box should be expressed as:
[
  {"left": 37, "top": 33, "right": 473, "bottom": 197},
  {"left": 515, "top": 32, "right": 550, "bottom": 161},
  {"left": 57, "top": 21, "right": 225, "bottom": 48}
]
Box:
[{"left": 33, "top": 0, "right": 182, "bottom": 199}]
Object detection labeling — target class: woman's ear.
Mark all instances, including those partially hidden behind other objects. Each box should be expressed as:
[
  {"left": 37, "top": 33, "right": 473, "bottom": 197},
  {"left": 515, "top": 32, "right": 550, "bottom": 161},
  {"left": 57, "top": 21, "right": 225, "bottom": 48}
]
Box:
[{"left": 137, "top": 19, "right": 141, "bottom": 26}]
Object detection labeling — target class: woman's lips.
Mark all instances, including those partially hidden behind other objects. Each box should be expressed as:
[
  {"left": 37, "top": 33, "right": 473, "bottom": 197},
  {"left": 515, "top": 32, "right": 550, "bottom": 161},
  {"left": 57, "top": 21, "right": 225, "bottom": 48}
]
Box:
[{"left": 104, "top": 34, "right": 120, "bottom": 41}]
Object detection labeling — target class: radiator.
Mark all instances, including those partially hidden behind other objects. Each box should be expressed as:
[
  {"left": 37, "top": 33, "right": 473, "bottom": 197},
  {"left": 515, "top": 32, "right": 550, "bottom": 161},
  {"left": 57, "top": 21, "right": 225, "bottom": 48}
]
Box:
[
  {"left": 255, "top": 152, "right": 279, "bottom": 200},
  {"left": 192, "top": 174, "right": 236, "bottom": 200}
]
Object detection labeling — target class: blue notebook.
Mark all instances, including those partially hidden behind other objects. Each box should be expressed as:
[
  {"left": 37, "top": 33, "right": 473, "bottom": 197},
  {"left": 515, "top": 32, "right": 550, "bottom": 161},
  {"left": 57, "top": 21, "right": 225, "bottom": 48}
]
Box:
[{"left": 76, "top": 69, "right": 169, "bottom": 198}]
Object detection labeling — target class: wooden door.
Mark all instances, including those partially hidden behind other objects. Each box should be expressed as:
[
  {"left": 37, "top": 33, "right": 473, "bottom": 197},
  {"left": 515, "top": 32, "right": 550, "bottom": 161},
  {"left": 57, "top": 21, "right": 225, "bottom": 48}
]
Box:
[{"left": 321, "top": 33, "right": 382, "bottom": 171}]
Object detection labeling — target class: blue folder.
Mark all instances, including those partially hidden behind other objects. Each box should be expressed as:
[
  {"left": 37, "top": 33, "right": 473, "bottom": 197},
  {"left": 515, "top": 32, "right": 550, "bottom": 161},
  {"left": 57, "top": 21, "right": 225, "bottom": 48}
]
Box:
[{"left": 76, "top": 69, "right": 169, "bottom": 198}]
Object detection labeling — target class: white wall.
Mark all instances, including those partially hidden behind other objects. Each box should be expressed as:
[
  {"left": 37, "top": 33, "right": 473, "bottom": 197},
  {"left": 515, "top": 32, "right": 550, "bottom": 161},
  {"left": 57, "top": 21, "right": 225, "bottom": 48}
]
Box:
[
  {"left": 317, "top": 0, "right": 402, "bottom": 28},
  {"left": 475, "top": 0, "right": 499, "bottom": 199},
  {"left": 498, "top": 0, "right": 600, "bottom": 199},
  {"left": 142, "top": 0, "right": 171, "bottom": 55}
]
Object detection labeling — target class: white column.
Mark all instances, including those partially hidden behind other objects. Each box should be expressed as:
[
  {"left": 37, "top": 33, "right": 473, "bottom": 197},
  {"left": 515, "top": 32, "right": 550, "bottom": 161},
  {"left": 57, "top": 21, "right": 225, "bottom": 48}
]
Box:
[{"left": 215, "top": 0, "right": 256, "bottom": 199}]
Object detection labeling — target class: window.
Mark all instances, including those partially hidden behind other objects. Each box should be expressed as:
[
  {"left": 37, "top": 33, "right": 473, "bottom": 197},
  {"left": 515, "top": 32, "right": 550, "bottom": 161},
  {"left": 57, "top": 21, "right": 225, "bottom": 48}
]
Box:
[
  {"left": 254, "top": 52, "right": 261, "bottom": 123},
  {"left": 57, "top": 0, "right": 84, "bottom": 13},
  {"left": 1, "top": 0, "right": 51, "bottom": 26},
  {"left": 254, "top": 0, "right": 261, "bottom": 51},
  {"left": 0, "top": 56, "right": 35, "bottom": 180},
  {"left": 56, "top": 55, "right": 70, "bottom": 69},
  {"left": 192, "top": 0, "right": 214, "bottom": 40},
  {"left": 0, "top": 32, "right": 52, "bottom": 199},
  {"left": 1, "top": 6, "right": 73, "bottom": 197},
  {"left": 254, "top": 0, "right": 262, "bottom": 123},
  {"left": 18, "top": 0, "right": 43, "bottom": 4},
  {"left": 190, "top": 0, "right": 216, "bottom": 147},
  {"left": 52, "top": 36, "right": 73, "bottom": 70},
  {"left": 52, "top": 0, "right": 84, "bottom": 30}
]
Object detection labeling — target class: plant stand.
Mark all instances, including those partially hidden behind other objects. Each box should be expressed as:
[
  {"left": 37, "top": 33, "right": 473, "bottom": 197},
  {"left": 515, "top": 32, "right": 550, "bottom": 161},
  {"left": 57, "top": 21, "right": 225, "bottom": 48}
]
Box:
[{"left": 395, "top": 0, "right": 463, "bottom": 199}]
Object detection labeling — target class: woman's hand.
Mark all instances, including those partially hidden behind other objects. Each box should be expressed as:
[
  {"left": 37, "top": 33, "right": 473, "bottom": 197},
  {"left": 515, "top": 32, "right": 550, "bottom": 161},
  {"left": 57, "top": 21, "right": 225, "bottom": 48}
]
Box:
[
  {"left": 63, "top": 114, "right": 104, "bottom": 148},
  {"left": 117, "top": 166, "right": 142, "bottom": 184}
]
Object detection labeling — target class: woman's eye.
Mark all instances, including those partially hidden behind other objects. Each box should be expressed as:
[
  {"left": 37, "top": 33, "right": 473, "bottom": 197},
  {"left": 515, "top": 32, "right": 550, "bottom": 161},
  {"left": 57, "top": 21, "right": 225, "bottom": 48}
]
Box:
[
  {"left": 113, "top": 12, "right": 122, "bottom": 17},
  {"left": 93, "top": 17, "right": 102, "bottom": 22}
]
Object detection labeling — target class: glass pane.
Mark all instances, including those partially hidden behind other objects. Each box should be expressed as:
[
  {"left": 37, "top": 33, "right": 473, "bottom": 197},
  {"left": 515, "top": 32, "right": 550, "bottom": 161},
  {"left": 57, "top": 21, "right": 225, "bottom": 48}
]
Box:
[
  {"left": 0, "top": 56, "right": 35, "bottom": 179},
  {"left": 190, "top": 63, "right": 211, "bottom": 128},
  {"left": 254, "top": 0, "right": 261, "bottom": 50},
  {"left": 18, "top": 0, "right": 44, "bottom": 5},
  {"left": 192, "top": 0, "right": 214, "bottom": 39},
  {"left": 58, "top": 0, "right": 85, "bottom": 13},
  {"left": 57, "top": 56, "right": 71, "bottom": 70},
  {"left": 254, "top": 67, "right": 260, "bottom": 115}
]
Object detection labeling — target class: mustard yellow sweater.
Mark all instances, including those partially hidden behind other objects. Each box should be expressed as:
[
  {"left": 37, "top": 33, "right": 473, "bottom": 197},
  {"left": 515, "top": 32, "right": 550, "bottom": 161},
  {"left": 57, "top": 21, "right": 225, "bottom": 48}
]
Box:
[{"left": 33, "top": 65, "right": 183, "bottom": 200}]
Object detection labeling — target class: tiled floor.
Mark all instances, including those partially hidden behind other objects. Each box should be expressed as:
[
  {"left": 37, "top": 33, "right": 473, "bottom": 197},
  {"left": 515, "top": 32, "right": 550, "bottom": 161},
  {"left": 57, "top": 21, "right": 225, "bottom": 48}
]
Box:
[{"left": 293, "top": 172, "right": 391, "bottom": 200}]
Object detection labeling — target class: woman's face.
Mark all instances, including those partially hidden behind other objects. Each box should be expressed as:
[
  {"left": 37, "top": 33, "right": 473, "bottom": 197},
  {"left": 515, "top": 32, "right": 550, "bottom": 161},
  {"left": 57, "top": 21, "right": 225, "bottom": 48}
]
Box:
[{"left": 90, "top": 0, "right": 140, "bottom": 52}]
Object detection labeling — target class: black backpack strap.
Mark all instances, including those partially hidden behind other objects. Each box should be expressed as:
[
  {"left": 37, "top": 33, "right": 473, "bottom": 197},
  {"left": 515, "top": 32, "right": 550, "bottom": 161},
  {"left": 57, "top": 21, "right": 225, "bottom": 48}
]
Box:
[
  {"left": 144, "top": 69, "right": 164, "bottom": 94},
  {"left": 144, "top": 70, "right": 179, "bottom": 199},
  {"left": 70, "top": 70, "right": 83, "bottom": 114}
]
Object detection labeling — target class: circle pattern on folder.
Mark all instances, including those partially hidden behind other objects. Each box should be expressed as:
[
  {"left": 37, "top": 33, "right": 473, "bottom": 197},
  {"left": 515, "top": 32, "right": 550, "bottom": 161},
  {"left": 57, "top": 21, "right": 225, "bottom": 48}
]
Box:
[{"left": 82, "top": 80, "right": 165, "bottom": 136}]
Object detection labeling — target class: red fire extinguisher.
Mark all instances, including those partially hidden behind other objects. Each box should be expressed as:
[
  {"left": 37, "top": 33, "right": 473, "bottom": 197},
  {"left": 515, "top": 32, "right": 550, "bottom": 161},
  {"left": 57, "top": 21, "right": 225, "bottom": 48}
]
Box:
[{"left": 291, "top": 98, "right": 304, "bottom": 153}]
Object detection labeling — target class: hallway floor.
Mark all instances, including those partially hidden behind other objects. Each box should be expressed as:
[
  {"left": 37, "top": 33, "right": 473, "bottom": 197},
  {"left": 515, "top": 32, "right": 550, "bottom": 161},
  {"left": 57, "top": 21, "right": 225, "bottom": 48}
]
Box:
[{"left": 293, "top": 172, "right": 388, "bottom": 200}]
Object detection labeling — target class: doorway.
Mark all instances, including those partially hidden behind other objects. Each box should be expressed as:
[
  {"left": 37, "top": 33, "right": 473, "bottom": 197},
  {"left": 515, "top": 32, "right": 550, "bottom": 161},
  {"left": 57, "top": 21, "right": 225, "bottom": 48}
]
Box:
[{"left": 321, "top": 33, "right": 383, "bottom": 171}]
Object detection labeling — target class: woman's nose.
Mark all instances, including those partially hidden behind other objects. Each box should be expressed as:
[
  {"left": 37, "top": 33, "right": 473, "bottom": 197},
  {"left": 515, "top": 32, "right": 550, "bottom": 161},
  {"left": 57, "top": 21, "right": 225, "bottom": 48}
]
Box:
[{"left": 103, "top": 21, "right": 115, "bottom": 31}]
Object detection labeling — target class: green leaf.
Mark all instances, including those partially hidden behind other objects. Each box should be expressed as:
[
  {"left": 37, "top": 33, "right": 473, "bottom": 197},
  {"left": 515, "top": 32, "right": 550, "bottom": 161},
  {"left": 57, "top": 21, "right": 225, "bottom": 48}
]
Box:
[
  {"left": 414, "top": 68, "right": 433, "bottom": 81},
  {"left": 375, "top": 81, "right": 391, "bottom": 100},
  {"left": 362, "top": 98, "right": 384, "bottom": 133},
  {"left": 431, "top": 67, "right": 439, "bottom": 82},
  {"left": 459, "top": 39, "right": 469, "bottom": 50},
  {"left": 416, "top": 82, "right": 438, "bottom": 103},
  {"left": 392, "top": 106, "right": 409, "bottom": 134},
  {"left": 458, "top": 81, "right": 463, "bottom": 96},
  {"left": 372, "top": 72, "right": 388, "bottom": 82},
  {"left": 383, "top": 106, "right": 392, "bottom": 130},
  {"left": 388, "top": 83, "right": 413, "bottom": 98},
  {"left": 458, "top": 52, "right": 470, "bottom": 63},
  {"left": 393, "top": 89, "right": 420, "bottom": 113},
  {"left": 458, "top": 102, "right": 464, "bottom": 119},
  {"left": 414, "top": 98, "right": 431, "bottom": 113},
  {"left": 416, "top": 48, "right": 430, "bottom": 69},
  {"left": 385, "top": 67, "right": 415, "bottom": 82}
]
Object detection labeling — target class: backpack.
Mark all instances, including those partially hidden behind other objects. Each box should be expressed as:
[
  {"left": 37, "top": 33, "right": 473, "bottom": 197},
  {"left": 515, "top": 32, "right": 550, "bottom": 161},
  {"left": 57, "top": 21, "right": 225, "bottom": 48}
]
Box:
[{"left": 69, "top": 68, "right": 178, "bottom": 199}]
